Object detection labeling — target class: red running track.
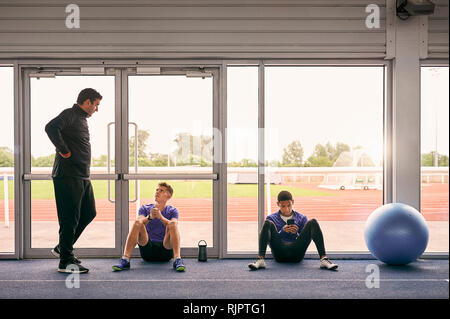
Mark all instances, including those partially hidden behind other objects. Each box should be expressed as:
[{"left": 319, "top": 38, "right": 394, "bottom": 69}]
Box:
[{"left": 1, "top": 183, "right": 448, "bottom": 222}]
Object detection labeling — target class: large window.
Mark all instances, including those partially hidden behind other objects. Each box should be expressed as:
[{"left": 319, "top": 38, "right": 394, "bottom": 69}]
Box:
[
  {"left": 265, "top": 66, "right": 384, "bottom": 253},
  {"left": 227, "top": 66, "right": 259, "bottom": 252},
  {"left": 421, "top": 66, "right": 449, "bottom": 253},
  {"left": 226, "top": 65, "right": 384, "bottom": 253},
  {"left": 6, "top": 63, "right": 447, "bottom": 257},
  {"left": 0, "top": 66, "right": 14, "bottom": 254},
  {"left": 128, "top": 74, "right": 214, "bottom": 249}
]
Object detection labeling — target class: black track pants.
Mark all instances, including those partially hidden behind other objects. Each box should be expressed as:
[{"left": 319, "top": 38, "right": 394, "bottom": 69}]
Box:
[
  {"left": 53, "top": 177, "right": 97, "bottom": 262},
  {"left": 258, "top": 219, "right": 326, "bottom": 262}
]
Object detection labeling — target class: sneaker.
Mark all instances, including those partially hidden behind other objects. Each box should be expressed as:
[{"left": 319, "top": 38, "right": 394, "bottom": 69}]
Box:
[
  {"left": 320, "top": 257, "right": 338, "bottom": 270},
  {"left": 112, "top": 258, "right": 130, "bottom": 272},
  {"left": 51, "top": 246, "right": 81, "bottom": 265},
  {"left": 58, "top": 260, "right": 89, "bottom": 274},
  {"left": 173, "top": 258, "right": 186, "bottom": 272},
  {"left": 248, "top": 258, "right": 266, "bottom": 271}
]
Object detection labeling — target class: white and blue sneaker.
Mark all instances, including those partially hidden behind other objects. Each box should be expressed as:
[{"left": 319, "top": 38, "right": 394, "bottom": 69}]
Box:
[
  {"left": 320, "top": 257, "right": 338, "bottom": 270},
  {"left": 173, "top": 258, "right": 186, "bottom": 272},
  {"left": 112, "top": 258, "right": 131, "bottom": 272},
  {"left": 248, "top": 258, "right": 266, "bottom": 271}
]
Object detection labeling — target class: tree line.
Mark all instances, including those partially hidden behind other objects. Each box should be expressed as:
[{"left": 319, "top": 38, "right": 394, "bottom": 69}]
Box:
[{"left": 1, "top": 134, "right": 448, "bottom": 167}]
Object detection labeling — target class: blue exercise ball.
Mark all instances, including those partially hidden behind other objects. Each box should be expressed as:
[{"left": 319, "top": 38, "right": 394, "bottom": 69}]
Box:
[{"left": 364, "top": 203, "right": 429, "bottom": 265}]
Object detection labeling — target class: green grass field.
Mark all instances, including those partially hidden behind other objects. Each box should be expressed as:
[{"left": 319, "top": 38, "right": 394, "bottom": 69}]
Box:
[{"left": 0, "top": 180, "right": 336, "bottom": 200}]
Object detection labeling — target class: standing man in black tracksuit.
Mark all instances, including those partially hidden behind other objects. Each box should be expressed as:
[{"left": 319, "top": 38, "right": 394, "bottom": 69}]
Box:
[{"left": 45, "top": 88, "right": 102, "bottom": 274}]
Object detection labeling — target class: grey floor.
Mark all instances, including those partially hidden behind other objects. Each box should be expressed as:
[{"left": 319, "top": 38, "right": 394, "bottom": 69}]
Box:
[{"left": 0, "top": 258, "right": 448, "bottom": 299}]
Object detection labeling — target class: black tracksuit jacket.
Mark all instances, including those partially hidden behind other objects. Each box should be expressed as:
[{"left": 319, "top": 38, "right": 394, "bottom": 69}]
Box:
[{"left": 45, "top": 104, "right": 91, "bottom": 179}]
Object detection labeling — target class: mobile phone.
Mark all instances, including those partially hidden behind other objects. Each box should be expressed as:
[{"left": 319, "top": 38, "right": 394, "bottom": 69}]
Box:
[{"left": 287, "top": 219, "right": 295, "bottom": 225}]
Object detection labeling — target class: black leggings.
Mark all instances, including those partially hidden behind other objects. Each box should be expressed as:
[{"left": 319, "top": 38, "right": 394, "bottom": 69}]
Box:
[{"left": 258, "top": 219, "right": 326, "bottom": 262}]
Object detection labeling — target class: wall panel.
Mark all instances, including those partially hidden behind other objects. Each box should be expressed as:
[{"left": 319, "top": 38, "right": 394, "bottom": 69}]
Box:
[{"left": 0, "top": 0, "right": 387, "bottom": 59}]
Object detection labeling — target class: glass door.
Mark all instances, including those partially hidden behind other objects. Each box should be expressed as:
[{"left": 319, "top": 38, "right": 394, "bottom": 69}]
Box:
[
  {"left": 23, "top": 67, "right": 122, "bottom": 257},
  {"left": 125, "top": 67, "right": 220, "bottom": 257},
  {"left": 0, "top": 66, "right": 15, "bottom": 257},
  {"left": 21, "top": 65, "right": 221, "bottom": 258}
]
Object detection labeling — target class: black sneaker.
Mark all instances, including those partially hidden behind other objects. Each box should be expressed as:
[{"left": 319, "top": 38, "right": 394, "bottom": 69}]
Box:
[
  {"left": 58, "top": 260, "right": 89, "bottom": 274},
  {"left": 51, "top": 245, "right": 81, "bottom": 265}
]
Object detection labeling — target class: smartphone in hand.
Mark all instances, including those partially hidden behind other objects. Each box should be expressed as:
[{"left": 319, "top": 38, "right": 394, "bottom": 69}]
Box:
[{"left": 287, "top": 219, "right": 295, "bottom": 225}]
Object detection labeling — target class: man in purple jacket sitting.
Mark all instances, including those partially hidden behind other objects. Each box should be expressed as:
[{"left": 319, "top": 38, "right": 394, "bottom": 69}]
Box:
[{"left": 248, "top": 190, "right": 338, "bottom": 271}]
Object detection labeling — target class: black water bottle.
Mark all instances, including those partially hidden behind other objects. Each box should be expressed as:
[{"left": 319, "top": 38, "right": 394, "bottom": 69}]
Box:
[{"left": 198, "top": 240, "right": 207, "bottom": 262}]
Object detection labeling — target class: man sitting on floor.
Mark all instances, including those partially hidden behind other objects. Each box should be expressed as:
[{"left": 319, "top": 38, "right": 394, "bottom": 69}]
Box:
[
  {"left": 248, "top": 190, "right": 338, "bottom": 271},
  {"left": 112, "top": 182, "right": 185, "bottom": 272}
]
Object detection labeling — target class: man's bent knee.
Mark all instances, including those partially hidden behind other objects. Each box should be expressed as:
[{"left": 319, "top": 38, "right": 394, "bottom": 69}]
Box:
[
  {"left": 133, "top": 217, "right": 146, "bottom": 229},
  {"left": 166, "top": 220, "right": 178, "bottom": 232},
  {"left": 263, "top": 219, "right": 276, "bottom": 228},
  {"left": 308, "top": 218, "right": 319, "bottom": 226}
]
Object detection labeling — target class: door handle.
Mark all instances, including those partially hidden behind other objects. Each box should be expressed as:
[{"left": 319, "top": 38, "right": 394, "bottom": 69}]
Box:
[
  {"left": 129, "top": 122, "right": 139, "bottom": 203},
  {"left": 107, "top": 122, "right": 115, "bottom": 203},
  {"left": 106, "top": 122, "right": 140, "bottom": 203}
]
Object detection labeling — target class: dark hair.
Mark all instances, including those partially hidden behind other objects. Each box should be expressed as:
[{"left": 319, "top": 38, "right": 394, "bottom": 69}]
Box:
[
  {"left": 77, "top": 88, "right": 102, "bottom": 105},
  {"left": 277, "top": 190, "right": 293, "bottom": 202},
  {"left": 159, "top": 182, "right": 173, "bottom": 197}
]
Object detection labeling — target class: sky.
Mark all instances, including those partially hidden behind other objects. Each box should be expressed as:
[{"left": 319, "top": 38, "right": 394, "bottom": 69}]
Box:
[
  {"left": 228, "top": 66, "right": 386, "bottom": 165},
  {"left": 421, "top": 67, "right": 450, "bottom": 155},
  {"left": 0, "top": 65, "right": 448, "bottom": 166}
]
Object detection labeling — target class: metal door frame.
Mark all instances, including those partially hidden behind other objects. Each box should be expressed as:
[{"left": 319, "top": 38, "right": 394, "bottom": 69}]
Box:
[
  {"left": 21, "top": 66, "right": 122, "bottom": 258},
  {"left": 124, "top": 66, "right": 221, "bottom": 258},
  {"left": 224, "top": 60, "right": 390, "bottom": 259},
  {"left": 17, "top": 62, "right": 223, "bottom": 258}
]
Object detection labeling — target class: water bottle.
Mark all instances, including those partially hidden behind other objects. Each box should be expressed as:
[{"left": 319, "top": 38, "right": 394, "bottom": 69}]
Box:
[{"left": 198, "top": 240, "right": 207, "bottom": 262}]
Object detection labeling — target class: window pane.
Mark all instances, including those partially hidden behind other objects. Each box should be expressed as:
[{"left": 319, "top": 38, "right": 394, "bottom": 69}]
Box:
[
  {"left": 265, "top": 66, "right": 384, "bottom": 252},
  {"left": 421, "top": 66, "right": 449, "bottom": 253},
  {"left": 30, "top": 76, "right": 115, "bottom": 175},
  {"left": 31, "top": 180, "right": 115, "bottom": 248},
  {"left": 128, "top": 75, "right": 214, "bottom": 249},
  {"left": 227, "top": 66, "right": 259, "bottom": 252},
  {"left": 29, "top": 76, "right": 116, "bottom": 249},
  {"left": 128, "top": 180, "right": 213, "bottom": 248},
  {"left": 128, "top": 75, "right": 213, "bottom": 172},
  {"left": 0, "top": 66, "right": 14, "bottom": 253}
]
